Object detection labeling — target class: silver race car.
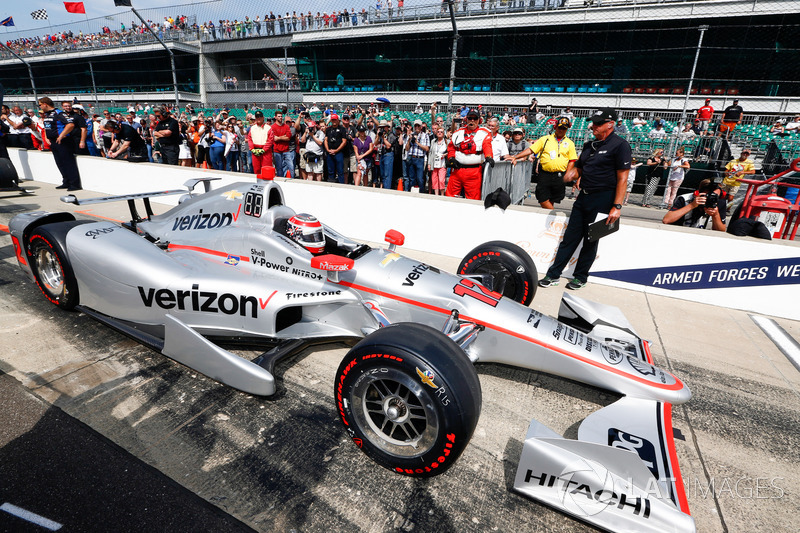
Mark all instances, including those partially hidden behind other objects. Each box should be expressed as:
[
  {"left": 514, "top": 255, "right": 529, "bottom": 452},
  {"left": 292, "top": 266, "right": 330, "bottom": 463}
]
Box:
[{"left": 9, "top": 177, "right": 695, "bottom": 533}]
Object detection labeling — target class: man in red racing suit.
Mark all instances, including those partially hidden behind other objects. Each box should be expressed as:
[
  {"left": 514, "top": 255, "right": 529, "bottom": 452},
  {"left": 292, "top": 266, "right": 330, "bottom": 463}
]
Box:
[{"left": 445, "top": 109, "right": 494, "bottom": 200}]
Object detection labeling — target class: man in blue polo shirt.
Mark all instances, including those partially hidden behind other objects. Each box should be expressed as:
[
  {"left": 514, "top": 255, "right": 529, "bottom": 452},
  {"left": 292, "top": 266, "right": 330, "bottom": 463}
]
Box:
[{"left": 538, "top": 107, "right": 631, "bottom": 290}]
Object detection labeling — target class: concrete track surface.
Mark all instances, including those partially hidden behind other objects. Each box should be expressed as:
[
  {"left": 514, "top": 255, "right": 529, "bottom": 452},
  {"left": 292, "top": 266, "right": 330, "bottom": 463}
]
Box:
[{"left": 0, "top": 181, "right": 798, "bottom": 533}]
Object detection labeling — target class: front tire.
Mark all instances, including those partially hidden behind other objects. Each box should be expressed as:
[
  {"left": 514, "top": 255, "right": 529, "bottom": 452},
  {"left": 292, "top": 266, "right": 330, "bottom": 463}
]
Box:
[
  {"left": 28, "top": 228, "right": 79, "bottom": 310},
  {"left": 457, "top": 240, "right": 537, "bottom": 305},
  {"left": 335, "top": 323, "right": 481, "bottom": 477}
]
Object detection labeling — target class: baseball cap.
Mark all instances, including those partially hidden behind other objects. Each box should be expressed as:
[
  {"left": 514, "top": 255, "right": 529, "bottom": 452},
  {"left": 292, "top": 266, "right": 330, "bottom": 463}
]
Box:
[
  {"left": 357, "top": 125, "right": 366, "bottom": 132},
  {"left": 379, "top": 120, "right": 389, "bottom": 127},
  {"left": 330, "top": 113, "right": 339, "bottom": 120},
  {"left": 73, "top": 104, "right": 84, "bottom": 111},
  {"left": 413, "top": 119, "right": 423, "bottom": 126},
  {"left": 705, "top": 98, "right": 711, "bottom": 103},
  {"left": 342, "top": 114, "right": 351, "bottom": 120},
  {"left": 512, "top": 127, "right": 524, "bottom": 134},
  {"left": 591, "top": 108, "right": 618, "bottom": 125},
  {"left": 556, "top": 117, "right": 572, "bottom": 129},
  {"left": 465, "top": 109, "right": 480, "bottom": 119},
  {"left": 254, "top": 110, "right": 264, "bottom": 118}
]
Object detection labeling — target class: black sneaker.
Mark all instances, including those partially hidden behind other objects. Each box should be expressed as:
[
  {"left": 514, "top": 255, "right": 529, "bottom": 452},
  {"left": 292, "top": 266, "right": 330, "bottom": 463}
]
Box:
[
  {"left": 538, "top": 276, "right": 559, "bottom": 288},
  {"left": 55, "top": 185, "right": 69, "bottom": 189},
  {"left": 566, "top": 278, "right": 586, "bottom": 290}
]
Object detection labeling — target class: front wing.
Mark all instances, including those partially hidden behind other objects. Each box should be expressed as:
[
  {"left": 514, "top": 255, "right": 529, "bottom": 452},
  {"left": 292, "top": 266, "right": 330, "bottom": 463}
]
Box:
[{"left": 514, "top": 397, "right": 693, "bottom": 532}]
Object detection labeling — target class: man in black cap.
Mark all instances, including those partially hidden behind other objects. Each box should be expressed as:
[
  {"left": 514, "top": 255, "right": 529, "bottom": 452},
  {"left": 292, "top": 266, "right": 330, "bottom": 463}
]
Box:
[
  {"left": 152, "top": 105, "right": 180, "bottom": 165},
  {"left": 720, "top": 99, "right": 743, "bottom": 139},
  {"left": 538, "top": 107, "right": 631, "bottom": 290}
]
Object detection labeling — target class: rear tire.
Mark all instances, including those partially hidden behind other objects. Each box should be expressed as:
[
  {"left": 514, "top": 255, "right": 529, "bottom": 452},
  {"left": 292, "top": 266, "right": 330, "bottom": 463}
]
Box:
[
  {"left": 457, "top": 240, "right": 537, "bottom": 305},
  {"left": 28, "top": 228, "right": 79, "bottom": 310},
  {"left": 335, "top": 323, "right": 481, "bottom": 477}
]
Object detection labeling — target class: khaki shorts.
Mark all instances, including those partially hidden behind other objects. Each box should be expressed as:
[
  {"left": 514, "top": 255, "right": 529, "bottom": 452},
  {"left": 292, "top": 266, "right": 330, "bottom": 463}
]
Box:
[
  {"left": 305, "top": 152, "right": 324, "bottom": 174},
  {"left": 344, "top": 153, "right": 358, "bottom": 172}
]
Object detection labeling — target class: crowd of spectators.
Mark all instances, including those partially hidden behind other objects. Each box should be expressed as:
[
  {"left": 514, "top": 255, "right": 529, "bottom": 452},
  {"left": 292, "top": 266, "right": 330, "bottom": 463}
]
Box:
[
  {"left": 2, "top": 15, "right": 196, "bottom": 57},
  {"left": 2, "top": 1, "right": 572, "bottom": 58}
]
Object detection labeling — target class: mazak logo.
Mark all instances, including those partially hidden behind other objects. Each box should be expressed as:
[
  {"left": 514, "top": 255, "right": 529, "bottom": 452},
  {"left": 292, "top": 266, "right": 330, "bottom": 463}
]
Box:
[
  {"left": 172, "top": 205, "right": 241, "bottom": 231},
  {"left": 318, "top": 260, "right": 350, "bottom": 271},
  {"left": 138, "top": 283, "right": 268, "bottom": 318},
  {"left": 85, "top": 227, "right": 115, "bottom": 239},
  {"left": 416, "top": 367, "right": 437, "bottom": 388}
]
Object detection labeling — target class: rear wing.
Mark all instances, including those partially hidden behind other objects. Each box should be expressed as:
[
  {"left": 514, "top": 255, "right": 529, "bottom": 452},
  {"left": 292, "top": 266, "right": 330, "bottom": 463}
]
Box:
[
  {"left": 59, "top": 177, "right": 220, "bottom": 206},
  {"left": 59, "top": 177, "right": 220, "bottom": 230}
]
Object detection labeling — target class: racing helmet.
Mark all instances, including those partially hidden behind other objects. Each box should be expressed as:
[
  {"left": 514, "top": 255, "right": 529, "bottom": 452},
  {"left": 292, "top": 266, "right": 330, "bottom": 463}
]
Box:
[{"left": 287, "top": 213, "right": 325, "bottom": 255}]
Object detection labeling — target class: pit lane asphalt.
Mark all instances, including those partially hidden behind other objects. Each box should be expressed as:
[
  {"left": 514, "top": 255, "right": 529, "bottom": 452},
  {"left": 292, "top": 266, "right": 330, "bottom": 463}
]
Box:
[{"left": 0, "top": 181, "right": 798, "bottom": 533}]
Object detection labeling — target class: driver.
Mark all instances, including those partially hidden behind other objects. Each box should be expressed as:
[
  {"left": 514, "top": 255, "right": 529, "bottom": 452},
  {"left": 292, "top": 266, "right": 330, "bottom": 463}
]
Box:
[{"left": 286, "top": 213, "right": 325, "bottom": 255}]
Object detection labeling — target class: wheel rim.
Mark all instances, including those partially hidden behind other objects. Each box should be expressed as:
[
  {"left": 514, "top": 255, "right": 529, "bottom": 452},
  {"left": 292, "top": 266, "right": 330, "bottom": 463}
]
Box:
[
  {"left": 35, "top": 247, "right": 65, "bottom": 298},
  {"left": 473, "top": 263, "right": 516, "bottom": 297},
  {"left": 351, "top": 368, "right": 440, "bottom": 458}
]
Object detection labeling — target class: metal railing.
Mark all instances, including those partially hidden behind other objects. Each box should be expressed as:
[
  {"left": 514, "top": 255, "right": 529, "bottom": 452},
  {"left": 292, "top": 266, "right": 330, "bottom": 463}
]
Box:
[{"left": 0, "top": 29, "right": 199, "bottom": 60}]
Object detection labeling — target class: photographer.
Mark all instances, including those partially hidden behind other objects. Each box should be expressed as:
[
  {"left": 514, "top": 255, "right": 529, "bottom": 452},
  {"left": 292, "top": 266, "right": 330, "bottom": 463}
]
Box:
[
  {"left": 375, "top": 120, "right": 397, "bottom": 189},
  {"left": 402, "top": 119, "right": 430, "bottom": 192},
  {"left": 662, "top": 178, "right": 727, "bottom": 231}
]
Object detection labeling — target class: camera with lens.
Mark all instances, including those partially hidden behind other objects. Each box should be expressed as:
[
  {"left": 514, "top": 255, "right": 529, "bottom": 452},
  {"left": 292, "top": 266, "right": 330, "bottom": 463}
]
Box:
[{"left": 705, "top": 192, "right": 719, "bottom": 209}]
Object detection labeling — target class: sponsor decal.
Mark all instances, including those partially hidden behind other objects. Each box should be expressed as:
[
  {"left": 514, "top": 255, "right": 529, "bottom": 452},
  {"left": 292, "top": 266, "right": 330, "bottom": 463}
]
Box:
[
  {"left": 592, "top": 257, "right": 800, "bottom": 290},
  {"left": 249, "top": 184, "right": 265, "bottom": 193},
  {"left": 275, "top": 233, "right": 302, "bottom": 250},
  {"left": 516, "top": 265, "right": 526, "bottom": 274},
  {"left": 416, "top": 367, "right": 437, "bottom": 388},
  {"left": 285, "top": 290, "right": 342, "bottom": 300},
  {"left": 172, "top": 205, "right": 241, "bottom": 231},
  {"left": 221, "top": 189, "right": 243, "bottom": 201},
  {"left": 138, "top": 283, "right": 267, "bottom": 318},
  {"left": 352, "top": 437, "right": 363, "bottom": 448},
  {"left": 601, "top": 345, "right": 624, "bottom": 365},
  {"left": 395, "top": 433, "right": 457, "bottom": 475},
  {"left": 224, "top": 255, "right": 240, "bottom": 266},
  {"left": 380, "top": 252, "right": 400, "bottom": 267},
  {"left": 563, "top": 326, "right": 583, "bottom": 346},
  {"left": 521, "top": 469, "right": 652, "bottom": 519},
  {"left": 318, "top": 260, "right": 350, "bottom": 271},
  {"left": 627, "top": 355, "right": 656, "bottom": 377},
  {"left": 85, "top": 227, "right": 115, "bottom": 239},
  {"left": 403, "top": 263, "right": 430, "bottom": 286},
  {"left": 527, "top": 310, "right": 543, "bottom": 328},
  {"left": 250, "top": 250, "right": 322, "bottom": 279},
  {"left": 608, "top": 429, "right": 660, "bottom": 479},
  {"left": 553, "top": 323, "right": 563, "bottom": 340}
]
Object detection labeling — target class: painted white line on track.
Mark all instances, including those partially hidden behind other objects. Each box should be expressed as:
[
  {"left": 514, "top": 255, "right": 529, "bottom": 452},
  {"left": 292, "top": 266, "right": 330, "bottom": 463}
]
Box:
[
  {"left": 0, "top": 502, "right": 63, "bottom": 531},
  {"left": 751, "top": 315, "right": 800, "bottom": 373}
]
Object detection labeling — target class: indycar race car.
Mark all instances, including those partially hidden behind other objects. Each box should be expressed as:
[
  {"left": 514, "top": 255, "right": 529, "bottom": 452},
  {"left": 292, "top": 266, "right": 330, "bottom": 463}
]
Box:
[{"left": 9, "top": 177, "right": 694, "bottom": 532}]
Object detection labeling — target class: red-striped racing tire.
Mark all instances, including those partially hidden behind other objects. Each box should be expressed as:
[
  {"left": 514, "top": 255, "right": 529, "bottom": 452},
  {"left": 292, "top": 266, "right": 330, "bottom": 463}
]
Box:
[
  {"left": 457, "top": 240, "right": 537, "bottom": 306},
  {"left": 335, "top": 323, "right": 481, "bottom": 477}
]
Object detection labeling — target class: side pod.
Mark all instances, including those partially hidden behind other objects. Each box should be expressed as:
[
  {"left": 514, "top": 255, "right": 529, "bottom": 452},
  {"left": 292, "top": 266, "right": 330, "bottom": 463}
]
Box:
[{"left": 514, "top": 397, "right": 694, "bottom": 533}]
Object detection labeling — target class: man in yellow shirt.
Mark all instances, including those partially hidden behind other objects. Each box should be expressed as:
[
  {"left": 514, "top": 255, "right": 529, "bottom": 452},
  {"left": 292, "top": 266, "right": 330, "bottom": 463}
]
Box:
[
  {"left": 510, "top": 117, "right": 578, "bottom": 209},
  {"left": 722, "top": 149, "right": 755, "bottom": 198}
]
